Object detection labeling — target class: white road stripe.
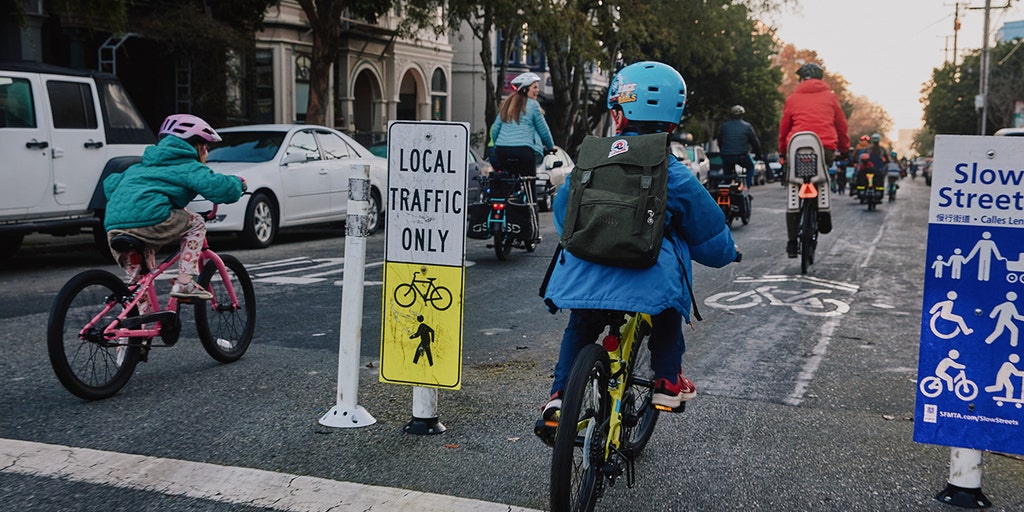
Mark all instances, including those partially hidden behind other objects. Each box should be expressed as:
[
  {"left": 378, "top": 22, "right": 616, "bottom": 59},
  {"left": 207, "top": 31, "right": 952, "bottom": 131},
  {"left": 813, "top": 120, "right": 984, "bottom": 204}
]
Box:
[
  {"left": 860, "top": 223, "right": 886, "bottom": 268},
  {"left": 784, "top": 317, "right": 839, "bottom": 406},
  {"left": 0, "top": 438, "right": 541, "bottom": 512}
]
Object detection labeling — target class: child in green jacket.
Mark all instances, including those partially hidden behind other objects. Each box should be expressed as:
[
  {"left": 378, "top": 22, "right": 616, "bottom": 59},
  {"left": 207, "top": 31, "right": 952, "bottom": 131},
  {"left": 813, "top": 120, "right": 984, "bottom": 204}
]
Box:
[{"left": 104, "top": 114, "right": 245, "bottom": 303}]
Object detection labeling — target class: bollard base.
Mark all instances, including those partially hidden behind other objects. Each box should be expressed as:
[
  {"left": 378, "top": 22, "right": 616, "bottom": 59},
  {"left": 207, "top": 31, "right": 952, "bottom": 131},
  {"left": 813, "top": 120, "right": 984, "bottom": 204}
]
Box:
[
  {"left": 404, "top": 416, "right": 446, "bottom": 435},
  {"left": 318, "top": 404, "right": 376, "bottom": 428},
  {"left": 936, "top": 483, "right": 992, "bottom": 509}
]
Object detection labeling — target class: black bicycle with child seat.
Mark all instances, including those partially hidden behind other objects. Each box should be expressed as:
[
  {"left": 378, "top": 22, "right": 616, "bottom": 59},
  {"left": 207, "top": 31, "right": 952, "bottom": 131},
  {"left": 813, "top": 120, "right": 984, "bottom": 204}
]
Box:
[
  {"left": 47, "top": 206, "right": 256, "bottom": 400},
  {"left": 548, "top": 310, "right": 661, "bottom": 512}
]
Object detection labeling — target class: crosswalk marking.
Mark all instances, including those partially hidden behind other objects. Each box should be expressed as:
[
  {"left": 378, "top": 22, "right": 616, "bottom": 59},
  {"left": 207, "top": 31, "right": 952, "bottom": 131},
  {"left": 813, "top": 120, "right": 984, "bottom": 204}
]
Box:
[{"left": 0, "top": 438, "right": 541, "bottom": 512}]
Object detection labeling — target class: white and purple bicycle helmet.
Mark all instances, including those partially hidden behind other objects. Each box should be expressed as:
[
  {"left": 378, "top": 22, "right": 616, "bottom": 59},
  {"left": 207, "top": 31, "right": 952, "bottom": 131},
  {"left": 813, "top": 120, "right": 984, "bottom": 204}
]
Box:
[{"left": 158, "top": 114, "right": 222, "bottom": 142}]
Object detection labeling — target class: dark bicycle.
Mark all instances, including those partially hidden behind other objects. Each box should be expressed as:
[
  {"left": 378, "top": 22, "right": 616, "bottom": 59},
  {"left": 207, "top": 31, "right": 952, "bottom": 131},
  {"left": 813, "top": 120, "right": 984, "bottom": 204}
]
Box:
[{"left": 468, "top": 173, "right": 539, "bottom": 260}]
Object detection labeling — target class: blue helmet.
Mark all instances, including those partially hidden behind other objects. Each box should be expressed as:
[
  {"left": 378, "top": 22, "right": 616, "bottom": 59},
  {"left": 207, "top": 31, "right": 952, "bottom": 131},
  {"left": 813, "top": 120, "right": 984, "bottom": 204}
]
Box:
[{"left": 607, "top": 61, "right": 687, "bottom": 124}]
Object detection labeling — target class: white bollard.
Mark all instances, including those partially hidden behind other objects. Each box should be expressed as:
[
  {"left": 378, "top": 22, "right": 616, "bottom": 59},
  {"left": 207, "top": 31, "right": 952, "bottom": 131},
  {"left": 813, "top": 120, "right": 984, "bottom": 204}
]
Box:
[
  {"left": 319, "top": 166, "right": 376, "bottom": 428},
  {"left": 404, "top": 386, "right": 446, "bottom": 435},
  {"left": 935, "top": 447, "right": 991, "bottom": 508}
]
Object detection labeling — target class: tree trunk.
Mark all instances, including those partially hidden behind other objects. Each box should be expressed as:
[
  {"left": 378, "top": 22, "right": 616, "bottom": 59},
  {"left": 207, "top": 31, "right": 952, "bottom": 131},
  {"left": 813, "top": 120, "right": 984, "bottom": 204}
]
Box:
[{"left": 306, "top": 28, "right": 334, "bottom": 125}]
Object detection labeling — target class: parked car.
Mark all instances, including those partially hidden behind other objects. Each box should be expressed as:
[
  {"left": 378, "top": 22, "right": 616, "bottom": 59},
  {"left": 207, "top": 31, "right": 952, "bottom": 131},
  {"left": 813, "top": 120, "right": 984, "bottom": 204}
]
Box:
[
  {"left": 994, "top": 127, "right": 1024, "bottom": 137},
  {"left": 765, "top": 152, "right": 783, "bottom": 183},
  {"left": 361, "top": 138, "right": 490, "bottom": 205},
  {"left": 535, "top": 146, "right": 574, "bottom": 211},
  {"left": 187, "top": 124, "right": 388, "bottom": 248},
  {"left": 467, "top": 147, "right": 493, "bottom": 203},
  {"left": 0, "top": 61, "right": 154, "bottom": 259},
  {"left": 669, "top": 141, "right": 709, "bottom": 186},
  {"left": 368, "top": 141, "right": 387, "bottom": 158}
]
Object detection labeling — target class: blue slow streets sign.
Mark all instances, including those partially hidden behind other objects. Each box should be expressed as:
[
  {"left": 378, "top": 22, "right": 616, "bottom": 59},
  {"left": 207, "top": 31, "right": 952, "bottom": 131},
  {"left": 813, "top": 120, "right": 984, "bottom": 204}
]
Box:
[{"left": 915, "top": 135, "right": 1024, "bottom": 455}]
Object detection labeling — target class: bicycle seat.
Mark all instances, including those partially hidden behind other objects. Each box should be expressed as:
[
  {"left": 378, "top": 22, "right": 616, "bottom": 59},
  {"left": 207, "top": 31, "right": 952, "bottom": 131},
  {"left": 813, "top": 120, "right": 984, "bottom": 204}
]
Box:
[{"left": 109, "top": 234, "right": 147, "bottom": 253}]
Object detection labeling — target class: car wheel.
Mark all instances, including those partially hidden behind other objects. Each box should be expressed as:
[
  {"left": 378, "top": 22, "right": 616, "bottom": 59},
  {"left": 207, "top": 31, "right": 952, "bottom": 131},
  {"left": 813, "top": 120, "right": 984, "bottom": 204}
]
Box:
[
  {"left": 241, "top": 192, "right": 277, "bottom": 249},
  {"left": 364, "top": 188, "right": 383, "bottom": 235}
]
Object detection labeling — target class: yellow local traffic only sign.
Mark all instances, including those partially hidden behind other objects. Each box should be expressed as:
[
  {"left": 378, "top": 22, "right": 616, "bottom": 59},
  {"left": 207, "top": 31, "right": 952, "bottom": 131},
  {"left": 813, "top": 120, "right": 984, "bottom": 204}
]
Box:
[{"left": 381, "top": 121, "right": 468, "bottom": 434}]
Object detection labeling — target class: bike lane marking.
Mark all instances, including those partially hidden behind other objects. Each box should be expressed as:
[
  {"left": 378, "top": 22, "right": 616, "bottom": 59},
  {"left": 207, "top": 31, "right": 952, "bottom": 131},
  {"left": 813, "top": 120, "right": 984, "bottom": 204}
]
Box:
[
  {"left": 858, "top": 221, "right": 886, "bottom": 269},
  {"left": 784, "top": 317, "right": 840, "bottom": 406},
  {"left": 0, "top": 438, "right": 541, "bottom": 512}
]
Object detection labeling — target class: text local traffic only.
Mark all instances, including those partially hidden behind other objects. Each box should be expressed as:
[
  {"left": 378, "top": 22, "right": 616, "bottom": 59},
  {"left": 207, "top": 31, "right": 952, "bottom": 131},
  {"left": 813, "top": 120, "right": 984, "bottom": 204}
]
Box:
[
  {"left": 390, "top": 147, "right": 464, "bottom": 254},
  {"left": 936, "top": 162, "right": 1024, "bottom": 211}
]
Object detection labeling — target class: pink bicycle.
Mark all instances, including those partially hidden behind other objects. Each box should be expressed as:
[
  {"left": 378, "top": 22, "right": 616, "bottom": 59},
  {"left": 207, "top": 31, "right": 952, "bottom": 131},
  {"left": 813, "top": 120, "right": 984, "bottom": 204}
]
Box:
[{"left": 47, "top": 207, "right": 256, "bottom": 400}]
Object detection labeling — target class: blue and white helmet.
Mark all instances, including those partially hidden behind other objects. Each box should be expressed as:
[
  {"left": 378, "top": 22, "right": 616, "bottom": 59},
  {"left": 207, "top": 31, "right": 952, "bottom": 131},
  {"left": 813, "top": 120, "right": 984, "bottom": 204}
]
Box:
[{"left": 607, "top": 61, "right": 687, "bottom": 124}]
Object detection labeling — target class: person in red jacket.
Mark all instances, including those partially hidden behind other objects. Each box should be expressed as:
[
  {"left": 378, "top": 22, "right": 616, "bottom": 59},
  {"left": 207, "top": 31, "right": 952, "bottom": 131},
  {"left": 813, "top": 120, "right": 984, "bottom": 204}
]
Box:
[{"left": 778, "top": 63, "right": 849, "bottom": 258}]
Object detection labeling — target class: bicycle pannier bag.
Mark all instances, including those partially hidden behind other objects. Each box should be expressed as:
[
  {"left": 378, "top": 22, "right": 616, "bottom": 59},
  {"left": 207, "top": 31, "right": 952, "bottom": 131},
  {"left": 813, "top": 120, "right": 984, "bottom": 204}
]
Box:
[
  {"left": 560, "top": 133, "right": 669, "bottom": 268},
  {"left": 466, "top": 203, "right": 490, "bottom": 239},
  {"left": 505, "top": 198, "right": 538, "bottom": 242}
]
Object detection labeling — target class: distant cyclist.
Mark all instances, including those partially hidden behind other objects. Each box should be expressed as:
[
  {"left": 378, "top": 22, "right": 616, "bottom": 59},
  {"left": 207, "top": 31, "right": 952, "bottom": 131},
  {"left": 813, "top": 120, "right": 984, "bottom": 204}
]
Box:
[
  {"left": 777, "top": 62, "right": 849, "bottom": 258},
  {"left": 717, "top": 105, "right": 764, "bottom": 190},
  {"left": 538, "top": 62, "right": 738, "bottom": 440},
  {"left": 490, "top": 72, "right": 555, "bottom": 194}
]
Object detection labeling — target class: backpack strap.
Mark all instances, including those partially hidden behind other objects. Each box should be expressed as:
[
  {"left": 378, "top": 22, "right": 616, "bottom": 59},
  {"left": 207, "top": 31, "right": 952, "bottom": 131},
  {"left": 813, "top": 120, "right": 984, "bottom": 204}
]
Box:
[
  {"left": 633, "top": 167, "right": 653, "bottom": 235},
  {"left": 561, "top": 168, "right": 588, "bottom": 237},
  {"left": 538, "top": 244, "right": 563, "bottom": 314},
  {"left": 682, "top": 268, "right": 702, "bottom": 322}
]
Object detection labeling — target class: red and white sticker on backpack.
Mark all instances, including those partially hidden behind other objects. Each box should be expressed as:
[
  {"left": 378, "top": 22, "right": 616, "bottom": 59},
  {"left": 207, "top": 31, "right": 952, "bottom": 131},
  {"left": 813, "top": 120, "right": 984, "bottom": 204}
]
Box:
[{"left": 609, "top": 139, "right": 630, "bottom": 158}]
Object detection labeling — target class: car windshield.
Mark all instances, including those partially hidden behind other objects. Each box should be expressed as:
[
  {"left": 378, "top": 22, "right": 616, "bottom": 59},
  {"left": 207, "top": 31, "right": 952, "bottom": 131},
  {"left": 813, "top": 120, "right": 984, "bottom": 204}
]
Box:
[
  {"left": 208, "top": 131, "right": 286, "bottom": 163},
  {"left": 686, "top": 147, "right": 696, "bottom": 161}
]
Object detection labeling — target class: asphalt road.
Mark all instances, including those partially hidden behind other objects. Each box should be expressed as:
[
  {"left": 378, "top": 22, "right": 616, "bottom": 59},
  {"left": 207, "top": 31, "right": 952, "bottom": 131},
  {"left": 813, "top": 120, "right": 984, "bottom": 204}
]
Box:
[{"left": 1, "top": 176, "right": 1023, "bottom": 511}]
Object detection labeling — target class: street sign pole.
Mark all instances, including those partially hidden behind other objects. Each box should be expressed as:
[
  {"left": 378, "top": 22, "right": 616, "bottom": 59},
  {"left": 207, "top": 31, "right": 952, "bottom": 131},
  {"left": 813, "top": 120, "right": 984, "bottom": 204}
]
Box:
[{"left": 936, "top": 447, "right": 991, "bottom": 508}]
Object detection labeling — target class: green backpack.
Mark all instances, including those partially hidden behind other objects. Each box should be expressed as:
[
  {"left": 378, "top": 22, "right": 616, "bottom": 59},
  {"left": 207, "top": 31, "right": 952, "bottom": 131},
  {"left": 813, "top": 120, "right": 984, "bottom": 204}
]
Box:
[{"left": 560, "top": 132, "right": 670, "bottom": 268}]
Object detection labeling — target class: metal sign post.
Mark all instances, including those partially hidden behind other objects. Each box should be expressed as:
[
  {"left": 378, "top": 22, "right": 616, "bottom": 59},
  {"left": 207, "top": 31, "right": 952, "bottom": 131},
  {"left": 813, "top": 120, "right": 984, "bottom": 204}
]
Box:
[
  {"left": 379, "top": 121, "right": 469, "bottom": 435},
  {"left": 319, "top": 166, "right": 376, "bottom": 428},
  {"left": 915, "top": 135, "right": 1024, "bottom": 507}
]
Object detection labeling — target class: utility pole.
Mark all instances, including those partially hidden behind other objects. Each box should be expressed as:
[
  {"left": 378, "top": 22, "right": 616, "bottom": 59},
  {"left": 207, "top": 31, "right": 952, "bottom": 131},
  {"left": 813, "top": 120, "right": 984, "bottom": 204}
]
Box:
[
  {"left": 953, "top": 2, "right": 961, "bottom": 66},
  {"left": 980, "top": 0, "right": 992, "bottom": 135},
  {"left": 969, "top": 1, "right": 1016, "bottom": 134}
]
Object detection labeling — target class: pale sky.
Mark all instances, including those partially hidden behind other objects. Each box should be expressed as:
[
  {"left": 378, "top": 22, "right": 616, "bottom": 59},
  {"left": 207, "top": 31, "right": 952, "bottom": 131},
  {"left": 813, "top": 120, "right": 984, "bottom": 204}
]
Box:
[{"left": 767, "top": 0, "right": 1024, "bottom": 140}]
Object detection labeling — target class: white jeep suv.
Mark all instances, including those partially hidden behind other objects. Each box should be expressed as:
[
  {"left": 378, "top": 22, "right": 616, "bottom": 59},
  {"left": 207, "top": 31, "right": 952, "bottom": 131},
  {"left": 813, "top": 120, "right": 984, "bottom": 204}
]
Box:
[{"left": 0, "top": 61, "right": 154, "bottom": 259}]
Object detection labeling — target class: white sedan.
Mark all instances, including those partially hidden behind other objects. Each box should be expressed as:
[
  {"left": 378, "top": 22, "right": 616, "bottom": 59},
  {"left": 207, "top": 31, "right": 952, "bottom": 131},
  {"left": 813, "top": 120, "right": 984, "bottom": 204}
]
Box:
[{"left": 188, "top": 124, "right": 387, "bottom": 248}]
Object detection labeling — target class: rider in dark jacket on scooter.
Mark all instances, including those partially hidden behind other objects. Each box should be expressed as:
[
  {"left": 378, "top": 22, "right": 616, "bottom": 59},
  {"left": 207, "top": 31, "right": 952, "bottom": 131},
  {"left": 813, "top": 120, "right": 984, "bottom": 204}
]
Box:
[{"left": 717, "top": 105, "right": 764, "bottom": 190}]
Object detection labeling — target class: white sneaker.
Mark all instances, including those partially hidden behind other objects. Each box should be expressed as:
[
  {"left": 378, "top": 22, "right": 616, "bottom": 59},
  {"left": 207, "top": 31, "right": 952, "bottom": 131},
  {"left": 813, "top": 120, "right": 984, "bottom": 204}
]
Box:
[{"left": 170, "top": 282, "right": 213, "bottom": 301}]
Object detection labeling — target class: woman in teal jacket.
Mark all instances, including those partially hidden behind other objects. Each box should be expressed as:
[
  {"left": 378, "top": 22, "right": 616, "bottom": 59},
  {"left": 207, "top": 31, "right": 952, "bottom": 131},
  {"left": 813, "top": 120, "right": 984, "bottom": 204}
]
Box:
[
  {"left": 489, "top": 72, "right": 555, "bottom": 177},
  {"left": 104, "top": 114, "right": 244, "bottom": 302}
]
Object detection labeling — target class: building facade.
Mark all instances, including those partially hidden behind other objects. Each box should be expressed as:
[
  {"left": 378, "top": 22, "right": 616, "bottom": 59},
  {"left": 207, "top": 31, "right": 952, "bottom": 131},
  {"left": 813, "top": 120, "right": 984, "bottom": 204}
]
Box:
[{"left": 256, "top": 2, "right": 454, "bottom": 147}]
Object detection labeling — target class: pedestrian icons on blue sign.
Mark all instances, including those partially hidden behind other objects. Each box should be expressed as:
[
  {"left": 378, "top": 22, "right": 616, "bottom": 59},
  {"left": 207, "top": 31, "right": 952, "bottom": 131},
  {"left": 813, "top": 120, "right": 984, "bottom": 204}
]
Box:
[
  {"left": 985, "top": 354, "right": 1024, "bottom": 407},
  {"left": 919, "top": 349, "right": 980, "bottom": 401},
  {"left": 929, "top": 230, "right": 1024, "bottom": 283},
  {"left": 985, "top": 291, "right": 1023, "bottom": 347},
  {"left": 928, "top": 291, "right": 974, "bottom": 339}
]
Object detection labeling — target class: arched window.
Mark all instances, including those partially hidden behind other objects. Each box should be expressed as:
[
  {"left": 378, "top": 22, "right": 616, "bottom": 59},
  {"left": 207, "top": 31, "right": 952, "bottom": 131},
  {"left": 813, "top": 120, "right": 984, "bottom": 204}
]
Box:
[{"left": 431, "top": 68, "right": 447, "bottom": 121}]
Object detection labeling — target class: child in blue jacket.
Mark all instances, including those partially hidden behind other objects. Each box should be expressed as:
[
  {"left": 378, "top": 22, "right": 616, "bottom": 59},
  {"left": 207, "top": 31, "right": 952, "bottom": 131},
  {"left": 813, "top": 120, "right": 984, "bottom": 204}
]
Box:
[{"left": 537, "top": 62, "right": 738, "bottom": 444}]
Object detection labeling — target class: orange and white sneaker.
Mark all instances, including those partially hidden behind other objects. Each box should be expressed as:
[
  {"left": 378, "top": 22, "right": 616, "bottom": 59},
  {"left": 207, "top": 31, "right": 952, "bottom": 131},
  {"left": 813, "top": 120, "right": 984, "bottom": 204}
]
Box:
[
  {"left": 653, "top": 372, "right": 696, "bottom": 413},
  {"left": 170, "top": 281, "right": 213, "bottom": 301},
  {"left": 533, "top": 391, "right": 562, "bottom": 447}
]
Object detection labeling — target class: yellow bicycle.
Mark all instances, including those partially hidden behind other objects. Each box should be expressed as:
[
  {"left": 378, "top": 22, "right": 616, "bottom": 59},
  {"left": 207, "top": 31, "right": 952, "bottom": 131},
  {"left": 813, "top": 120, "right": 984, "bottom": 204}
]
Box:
[{"left": 548, "top": 311, "right": 661, "bottom": 512}]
